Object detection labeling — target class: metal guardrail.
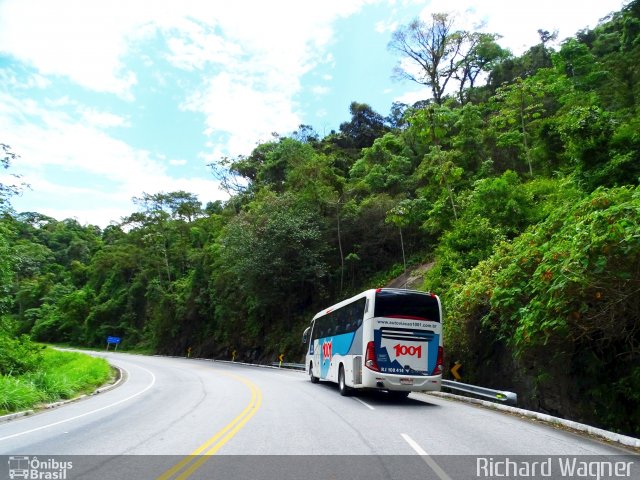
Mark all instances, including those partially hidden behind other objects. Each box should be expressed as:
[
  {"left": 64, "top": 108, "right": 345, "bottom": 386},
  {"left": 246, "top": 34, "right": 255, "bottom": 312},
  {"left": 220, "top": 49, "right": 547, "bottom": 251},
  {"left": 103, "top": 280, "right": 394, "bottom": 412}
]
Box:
[
  {"left": 271, "top": 362, "right": 305, "bottom": 370},
  {"left": 442, "top": 379, "right": 517, "bottom": 406},
  {"left": 271, "top": 362, "right": 517, "bottom": 406}
]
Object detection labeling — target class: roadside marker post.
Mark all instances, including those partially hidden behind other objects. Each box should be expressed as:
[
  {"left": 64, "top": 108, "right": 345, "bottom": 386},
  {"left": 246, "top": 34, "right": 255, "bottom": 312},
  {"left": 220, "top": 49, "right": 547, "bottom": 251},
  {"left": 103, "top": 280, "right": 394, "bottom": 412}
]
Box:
[{"left": 451, "top": 361, "right": 462, "bottom": 381}]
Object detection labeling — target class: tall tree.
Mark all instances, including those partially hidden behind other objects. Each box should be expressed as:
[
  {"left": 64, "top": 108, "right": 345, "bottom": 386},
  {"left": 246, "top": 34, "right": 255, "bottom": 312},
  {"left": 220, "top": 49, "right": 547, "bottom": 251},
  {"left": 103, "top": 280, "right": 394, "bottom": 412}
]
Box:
[
  {"left": 0, "top": 144, "right": 24, "bottom": 212},
  {"left": 0, "top": 144, "right": 23, "bottom": 313},
  {"left": 338, "top": 102, "right": 389, "bottom": 149},
  {"left": 389, "top": 14, "right": 464, "bottom": 105},
  {"left": 219, "top": 193, "right": 329, "bottom": 334},
  {"left": 490, "top": 77, "right": 546, "bottom": 176},
  {"left": 453, "top": 32, "right": 510, "bottom": 103}
]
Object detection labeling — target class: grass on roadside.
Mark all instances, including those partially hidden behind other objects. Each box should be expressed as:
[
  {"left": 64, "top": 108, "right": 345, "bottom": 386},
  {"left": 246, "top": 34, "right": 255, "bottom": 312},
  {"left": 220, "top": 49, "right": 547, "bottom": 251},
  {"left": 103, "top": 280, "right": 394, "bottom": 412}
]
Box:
[
  {"left": 0, "top": 348, "right": 113, "bottom": 415},
  {"left": 52, "top": 342, "right": 155, "bottom": 355}
]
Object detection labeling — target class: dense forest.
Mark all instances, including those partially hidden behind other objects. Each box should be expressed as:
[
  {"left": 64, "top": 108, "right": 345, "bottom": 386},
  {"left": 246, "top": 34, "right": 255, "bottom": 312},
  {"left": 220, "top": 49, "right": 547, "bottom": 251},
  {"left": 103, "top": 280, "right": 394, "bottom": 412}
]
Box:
[{"left": 1, "top": 2, "right": 639, "bottom": 435}]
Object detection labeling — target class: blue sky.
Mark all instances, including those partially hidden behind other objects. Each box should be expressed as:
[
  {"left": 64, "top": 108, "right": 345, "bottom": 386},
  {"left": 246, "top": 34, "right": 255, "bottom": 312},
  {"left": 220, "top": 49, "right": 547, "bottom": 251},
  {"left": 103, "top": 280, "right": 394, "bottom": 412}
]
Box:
[{"left": 0, "top": 0, "right": 626, "bottom": 227}]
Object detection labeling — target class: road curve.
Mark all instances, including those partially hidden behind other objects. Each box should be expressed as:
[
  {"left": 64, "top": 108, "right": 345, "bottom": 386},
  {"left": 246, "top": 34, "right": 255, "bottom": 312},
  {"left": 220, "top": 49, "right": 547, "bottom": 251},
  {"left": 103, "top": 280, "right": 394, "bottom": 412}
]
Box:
[{"left": 0, "top": 352, "right": 636, "bottom": 479}]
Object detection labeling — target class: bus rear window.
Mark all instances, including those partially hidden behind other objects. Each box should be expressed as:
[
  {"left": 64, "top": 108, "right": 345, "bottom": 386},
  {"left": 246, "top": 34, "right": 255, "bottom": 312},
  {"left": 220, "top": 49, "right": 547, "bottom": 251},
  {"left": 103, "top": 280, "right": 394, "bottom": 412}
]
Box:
[{"left": 374, "top": 290, "right": 440, "bottom": 322}]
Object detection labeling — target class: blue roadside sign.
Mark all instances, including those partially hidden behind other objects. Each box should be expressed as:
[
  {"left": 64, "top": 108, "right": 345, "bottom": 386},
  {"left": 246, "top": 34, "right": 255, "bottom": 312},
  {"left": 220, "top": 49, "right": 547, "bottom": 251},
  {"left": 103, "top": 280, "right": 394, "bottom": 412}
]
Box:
[{"left": 106, "top": 336, "right": 121, "bottom": 351}]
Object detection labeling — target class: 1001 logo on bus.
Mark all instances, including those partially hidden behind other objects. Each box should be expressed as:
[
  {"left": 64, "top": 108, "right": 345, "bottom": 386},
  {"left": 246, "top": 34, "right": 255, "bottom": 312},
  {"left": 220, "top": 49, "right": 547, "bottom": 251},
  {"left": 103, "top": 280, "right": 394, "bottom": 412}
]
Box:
[
  {"left": 322, "top": 340, "right": 332, "bottom": 361},
  {"left": 393, "top": 344, "right": 422, "bottom": 358}
]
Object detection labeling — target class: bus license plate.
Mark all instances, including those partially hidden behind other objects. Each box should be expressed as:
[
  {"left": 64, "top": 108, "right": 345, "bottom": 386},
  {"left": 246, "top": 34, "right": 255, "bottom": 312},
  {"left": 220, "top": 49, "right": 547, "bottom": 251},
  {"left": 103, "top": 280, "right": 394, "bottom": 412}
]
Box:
[{"left": 400, "top": 378, "right": 413, "bottom": 385}]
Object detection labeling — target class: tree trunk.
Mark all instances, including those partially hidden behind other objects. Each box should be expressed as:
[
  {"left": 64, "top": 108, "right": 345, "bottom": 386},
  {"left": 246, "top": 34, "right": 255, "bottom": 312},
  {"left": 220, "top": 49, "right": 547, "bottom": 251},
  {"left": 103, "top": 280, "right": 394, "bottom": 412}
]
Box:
[
  {"left": 520, "top": 88, "right": 533, "bottom": 176},
  {"left": 337, "top": 199, "right": 344, "bottom": 295},
  {"left": 399, "top": 227, "right": 407, "bottom": 288}
]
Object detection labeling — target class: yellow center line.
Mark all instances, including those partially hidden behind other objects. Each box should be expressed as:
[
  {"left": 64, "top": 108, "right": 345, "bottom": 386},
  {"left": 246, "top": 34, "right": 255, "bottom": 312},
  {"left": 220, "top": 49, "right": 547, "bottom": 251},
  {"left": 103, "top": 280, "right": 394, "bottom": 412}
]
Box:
[
  {"left": 175, "top": 383, "right": 263, "bottom": 480},
  {"left": 157, "top": 370, "right": 263, "bottom": 480}
]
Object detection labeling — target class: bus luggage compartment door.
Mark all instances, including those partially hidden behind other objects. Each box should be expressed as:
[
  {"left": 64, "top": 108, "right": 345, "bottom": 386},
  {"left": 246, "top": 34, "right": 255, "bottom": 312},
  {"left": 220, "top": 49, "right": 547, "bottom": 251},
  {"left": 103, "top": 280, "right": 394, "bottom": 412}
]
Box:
[{"left": 352, "top": 356, "right": 362, "bottom": 385}]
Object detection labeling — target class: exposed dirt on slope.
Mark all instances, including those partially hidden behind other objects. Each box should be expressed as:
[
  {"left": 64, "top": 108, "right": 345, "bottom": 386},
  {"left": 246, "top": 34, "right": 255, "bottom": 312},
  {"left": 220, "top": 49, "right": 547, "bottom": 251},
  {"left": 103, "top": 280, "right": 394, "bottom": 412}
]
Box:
[{"left": 385, "top": 262, "right": 434, "bottom": 290}]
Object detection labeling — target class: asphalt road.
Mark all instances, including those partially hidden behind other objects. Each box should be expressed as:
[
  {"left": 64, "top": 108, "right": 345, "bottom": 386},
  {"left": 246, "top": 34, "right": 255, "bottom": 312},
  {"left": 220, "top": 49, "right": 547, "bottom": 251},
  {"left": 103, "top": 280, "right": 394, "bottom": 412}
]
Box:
[{"left": 0, "top": 352, "right": 636, "bottom": 480}]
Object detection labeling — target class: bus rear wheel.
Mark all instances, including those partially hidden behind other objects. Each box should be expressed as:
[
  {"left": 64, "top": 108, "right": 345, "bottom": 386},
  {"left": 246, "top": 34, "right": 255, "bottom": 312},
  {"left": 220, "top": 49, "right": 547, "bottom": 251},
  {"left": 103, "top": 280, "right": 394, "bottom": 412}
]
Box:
[
  {"left": 338, "top": 365, "right": 350, "bottom": 396},
  {"left": 309, "top": 362, "right": 319, "bottom": 383}
]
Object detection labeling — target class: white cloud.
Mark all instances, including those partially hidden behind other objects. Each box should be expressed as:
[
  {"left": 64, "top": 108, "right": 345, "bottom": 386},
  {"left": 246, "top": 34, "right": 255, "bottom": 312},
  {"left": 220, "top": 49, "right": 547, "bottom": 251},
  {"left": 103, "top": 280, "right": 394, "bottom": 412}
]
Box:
[
  {"left": 0, "top": 0, "right": 141, "bottom": 98},
  {"left": 169, "top": 159, "right": 188, "bottom": 166},
  {"left": 1, "top": 94, "right": 226, "bottom": 227},
  {"left": 182, "top": 72, "right": 302, "bottom": 156},
  {"left": 324, "top": 53, "right": 337, "bottom": 67},
  {"left": 31, "top": 206, "right": 131, "bottom": 228},
  {"left": 0, "top": 0, "right": 377, "bottom": 151},
  {"left": 394, "top": 88, "right": 431, "bottom": 105},
  {"left": 312, "top": 85, "right": 331, "bottom": 95},
  {"left": 0, "top": 69, "right": 50, "bottom": 90},
  {"left": 375, "top": 20, "right": 398, "bottom": 33},
  {"left": 14, "top": 172, "right": 226, "bottom": 227},
  {"left": 79, "top": 108, "right": 130, "bottom": 129},
  {"left": 44, "top": 96, "right": 73, "bottom": 108},
  {"left": 165, "top": 21, "right": 244, "bottom": 71},
  {"left": 165, "top": 1, "right": 378, "bottom": 156},
  {"left": 1, "top": 0, "right": 431, "bottom": 224}
]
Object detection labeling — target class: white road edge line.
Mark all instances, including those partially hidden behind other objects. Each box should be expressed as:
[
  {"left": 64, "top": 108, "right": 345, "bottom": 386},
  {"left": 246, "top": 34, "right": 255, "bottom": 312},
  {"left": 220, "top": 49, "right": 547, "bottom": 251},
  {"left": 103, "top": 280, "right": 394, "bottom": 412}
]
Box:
[
  {"left": 401, "top": 433, "right": 453, "bottom": 480},
  {"left": 352, "top": 397, "right": 375, "bottom": 410},
  {"left": 0, "top": 365, "right": 157, "bottom": 443}
]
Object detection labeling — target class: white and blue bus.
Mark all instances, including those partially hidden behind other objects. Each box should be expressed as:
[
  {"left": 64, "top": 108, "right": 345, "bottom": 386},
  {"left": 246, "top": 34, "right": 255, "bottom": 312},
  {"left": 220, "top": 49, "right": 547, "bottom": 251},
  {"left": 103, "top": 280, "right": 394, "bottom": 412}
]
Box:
[{"left": 302, "top": 288, "right": 443, "bottom": 398}]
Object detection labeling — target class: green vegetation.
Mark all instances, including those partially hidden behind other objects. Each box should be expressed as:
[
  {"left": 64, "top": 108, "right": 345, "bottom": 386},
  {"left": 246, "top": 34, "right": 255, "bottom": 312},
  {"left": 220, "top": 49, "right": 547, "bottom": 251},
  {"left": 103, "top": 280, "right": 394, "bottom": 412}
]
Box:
[
  {"left": 0, "top": 347, "right": 112, "bottom": 414},
  {"left": 1, "top": 2, "right": 639, "bottom": 435}
]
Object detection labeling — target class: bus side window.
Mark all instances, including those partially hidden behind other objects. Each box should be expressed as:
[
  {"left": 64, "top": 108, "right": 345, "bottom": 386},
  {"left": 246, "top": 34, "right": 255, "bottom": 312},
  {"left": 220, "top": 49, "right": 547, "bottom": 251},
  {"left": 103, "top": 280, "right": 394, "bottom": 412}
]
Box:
[
  {"left": 323, "top": 315, "right": 331, "bottom": 337},
  {"left": 322, "top": 316, "right": 329, "bottom": 336},
  {"left": 355, "top": 298, "right": 365, "bottom": 328},
  {"left": 335, "top": 309, "right": 344, "bottom": 334},
  {"left": 348, "top": 304, "right": 357, "bottom": 332}
]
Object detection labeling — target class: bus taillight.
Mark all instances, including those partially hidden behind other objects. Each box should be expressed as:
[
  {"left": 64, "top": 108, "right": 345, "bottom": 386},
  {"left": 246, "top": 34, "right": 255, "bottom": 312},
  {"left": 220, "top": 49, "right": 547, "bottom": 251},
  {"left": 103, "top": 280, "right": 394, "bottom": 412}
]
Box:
[
  {"left": 365, "top": 341, "right": 380, "bottom": 371},
  {"left": 433, "top": 346, "right": 443, "bottom": 375}
]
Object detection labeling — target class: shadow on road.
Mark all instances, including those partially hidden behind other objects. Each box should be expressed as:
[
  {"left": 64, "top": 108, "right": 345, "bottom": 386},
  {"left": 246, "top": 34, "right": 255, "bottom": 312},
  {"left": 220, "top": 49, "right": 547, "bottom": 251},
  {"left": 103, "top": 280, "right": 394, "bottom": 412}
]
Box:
[{"left": 311, "top": 380, "right": 440, "bottom": 408}]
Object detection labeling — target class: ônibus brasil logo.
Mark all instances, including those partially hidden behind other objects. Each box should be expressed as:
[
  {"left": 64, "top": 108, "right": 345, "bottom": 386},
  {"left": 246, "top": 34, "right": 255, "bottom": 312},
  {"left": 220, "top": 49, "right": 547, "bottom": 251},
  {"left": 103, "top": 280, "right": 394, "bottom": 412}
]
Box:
[
  {"left": 322, "top": 340, "right": 332, "bottom": 361},
  {"left": 393, "top": 344, "right": 422, "bottom": 358},
  {"left": 8, "top": 456, "right": 73, "bottom": 480}
]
